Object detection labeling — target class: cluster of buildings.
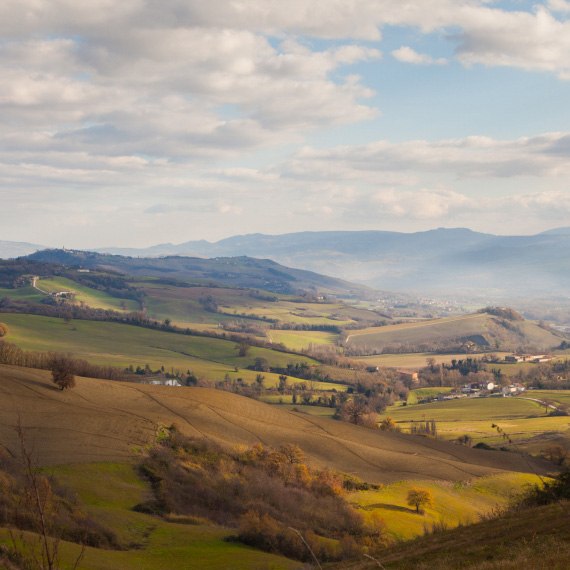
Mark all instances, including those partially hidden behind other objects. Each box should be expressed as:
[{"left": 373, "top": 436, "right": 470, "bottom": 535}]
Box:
[
  {"left": 461, "top": 381, "right": 526, "bottom": 397},
  {"left": 504, "top": 354, "right": 553, "bottom": 364}
]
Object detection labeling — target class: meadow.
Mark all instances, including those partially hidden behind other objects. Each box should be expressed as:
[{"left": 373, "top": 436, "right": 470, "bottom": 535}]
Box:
[
  {"left": 350, "top": 472, "right": 544, "bottom": 541},
  {"left": 135, "top": 280, "right": 386, "bottom": 332},
  {"left": 36, "top": 276, "right": 140, "bottom": 311},
  {"left": 356, "top": 352, "right": 510, "bottom": 369},
  {"left": 0, "top": 462, "right": 298, "bottom": 570},
  {"left": 267, "top": 329, "right": 339, "bottom": 350},
  {"left": 382, "top": 395, "right": 570, "bottom": 446},
  {"left": 0, "top": 312, "right": 339, "bottom": 389}
]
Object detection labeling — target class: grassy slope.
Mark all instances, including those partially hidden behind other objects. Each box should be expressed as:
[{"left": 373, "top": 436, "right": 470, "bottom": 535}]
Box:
[
  {"left": 382, "top": 396, "right": 570, "bottom": 446},
  {"left": 344, "top": 501, "right": 570, "bottom": 569},
  {"left": 37, "top": 276, "right": 139, "bottom": 311},
  {"left": 0, "top": 312, "right": 337, "bottom": 389},
  {"left": 350, "top": 472, "right": 544, "bottom": 541},
  {"left": 0, "top": 364, "right": 547, "bottom": 483},
  {"left": 137, "top": 281, "right": 383, "bottom": 329},
  {"left": 0, "top": 462, "right": 297, "bottom": 570},
  {"left": 0, "top": 285, "right": 44, "bottom": 303},
  {"left": 346, "top": 313, "right": 562, "bottom": 352}
]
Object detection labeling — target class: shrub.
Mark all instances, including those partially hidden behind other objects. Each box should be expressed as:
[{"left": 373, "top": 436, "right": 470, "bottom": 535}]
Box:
[{"left": 49, "top": 354, "right": 76, "bottom": 390}]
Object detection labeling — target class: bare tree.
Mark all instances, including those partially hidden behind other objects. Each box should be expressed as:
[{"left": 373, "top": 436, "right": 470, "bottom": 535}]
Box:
[{"left": 6, "top": 420, "right": 85, "bottom": 570}]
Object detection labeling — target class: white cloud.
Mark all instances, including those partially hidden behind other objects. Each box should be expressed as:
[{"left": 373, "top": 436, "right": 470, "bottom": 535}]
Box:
[
  {"left": 548, "top": 0, "right": 570, "bottom": 13},
  {"left": 392, "top": 46, "right": 447, "bottom": 65},
  {"left": 2, "top": 1, "right": 570, "bottom": 246},
  {"left": 284, "top": 132, "right": 570, "bottom": 181}
]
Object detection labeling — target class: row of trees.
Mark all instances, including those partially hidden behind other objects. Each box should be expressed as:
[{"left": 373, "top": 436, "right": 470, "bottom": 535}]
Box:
[{"left": 0, "top": 340, "right": 126, "bottom": 382}]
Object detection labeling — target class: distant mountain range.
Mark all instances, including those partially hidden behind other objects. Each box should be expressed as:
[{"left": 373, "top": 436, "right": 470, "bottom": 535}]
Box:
[
  {"left": 24, "top": 249, "right": 373, "bottom": 297},
  {"left": 0, "top": 240, "right": 44, "bottom": 259},
  {"left": 4, "top": 227, "right": 570, "bottom": 298},
  {"left": 95, "top": 227, "right": 570, "bottom": 298}
]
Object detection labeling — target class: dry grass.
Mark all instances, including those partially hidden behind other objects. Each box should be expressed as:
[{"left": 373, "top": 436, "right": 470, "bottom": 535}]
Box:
[
  {"left": 341, "top": 501, "right": 570, "bottom": 569},
  {"left": 0, "top": 365, "right": 549, "bottom": 485}
]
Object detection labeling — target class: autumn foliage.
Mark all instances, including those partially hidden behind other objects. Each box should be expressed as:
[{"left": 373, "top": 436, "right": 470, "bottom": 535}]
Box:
[{"left": 137, "top": 430, "right": 387, "bottom": 561}]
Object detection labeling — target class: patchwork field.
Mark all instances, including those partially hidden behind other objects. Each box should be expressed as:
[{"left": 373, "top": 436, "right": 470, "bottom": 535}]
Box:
[
  {"left": 135, "top": 281, "right": 387, "bottom": 330},
  {"left": 0, "top": 365, "right": 562, "bottom": 569},
  {"left": 0, "top": 312, "right": 335, "bottom": 389},
  {"left": 382, "top": 395, "right": 570, "bottom": 447}
]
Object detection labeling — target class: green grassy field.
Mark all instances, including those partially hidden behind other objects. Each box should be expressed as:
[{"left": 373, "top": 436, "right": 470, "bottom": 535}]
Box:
[
  {"left": 381, "top": 396, "right": 570, "bottom": 446},
  {"left": 0, "top": 285, "right": 44, "bottom": 303},
  {"left": 136, "top": 281, "right": 384, "bottom": 330},
  {"left": 0, "top": 312, "right": 346, "bottom": 390},
  {"left": 36, "top": 276, "right": 139, "bottom": 311},
  {"left": 268, "top": 329, "right": 339, "bottom": 350},
  {"left": 532, "top": 390, "right": 570, "bottom": 405},
  {"left": 356, "top": 352, "right": 511, "bottom": 369},
  {"left": 350, "top": 472, "right": 544, "bottom": 541},
  {"left": 0, "top": 462, "right": 297, "bottom": 570},
  {"left": 407, "top": 387, "right": 454, "bottom": 405}
]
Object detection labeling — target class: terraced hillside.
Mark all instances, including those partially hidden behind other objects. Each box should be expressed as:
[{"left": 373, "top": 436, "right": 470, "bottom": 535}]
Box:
[{"left": 0, "top": 364, "right": 547, "bottom": 483}]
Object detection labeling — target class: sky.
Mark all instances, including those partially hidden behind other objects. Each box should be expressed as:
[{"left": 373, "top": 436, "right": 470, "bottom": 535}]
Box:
[{"left": 2, "top": 0, "right": 570, "bottom": 248}]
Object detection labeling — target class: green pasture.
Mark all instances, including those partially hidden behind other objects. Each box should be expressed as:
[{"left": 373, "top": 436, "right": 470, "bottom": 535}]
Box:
[
  {"left": 407, "top": 387, "right": 454, "bottom": 405},
  {"left": 37, "top": 277, "right": 139, "bottom": 311},
  {"left": 346, "top": 313, "right": 491, "bottom": 346},
  {"left": 350, "top": 472, "right": 545, "bottom": 541},
  {"left": 0, "top": 313, "right": 348, "bottom": 390},
  {"left": 218, "top": 301, "right": 354, "bottom": 326},
  {"left": 3, "top": 462, "right": 297, "bottom": 570},
  {"left": 355, "top": 352, "right": 510, "bottom": 369},
  {"left": 381, "top": 396, "right": 570, "bottom": 445},
  {"left": 137, "top": 282, "right": 243, "bottom": 327},
  {"left": 0, "top": 285, "right": 44, "bottom": 302},
  {"left": 136, "top": 281, "right": 375, "bottom": 330},
  {"left": 268, "top": 329, "right": 339, "bottom": 350},
  {"left": 531, "top": 390, "right": 570, "bottom": 405}
]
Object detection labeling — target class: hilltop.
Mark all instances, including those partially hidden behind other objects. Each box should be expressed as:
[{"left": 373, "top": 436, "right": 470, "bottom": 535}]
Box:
[
  {"left": 345, "top": 309, "right": 564, "bottom": 354},
  {"left": 24, "top": 248, "right": 373, "bottom": 298}
]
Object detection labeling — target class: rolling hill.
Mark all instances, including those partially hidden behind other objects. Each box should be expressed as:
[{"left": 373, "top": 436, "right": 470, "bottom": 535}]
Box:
[
  {"left": 0, "top": 364, "right": 547, "bottom": 484},
  {"left": 24, "top": 249, "right": 373, "bottom": 297},
  {"left": 344, "top": 311, "right": 564, "bottom": 354},
  {"left": 0, "top": 239, "right": 44, "bottom": 259},
  {"left": 0, "top": 313, "right": 328, "bottom": 389}
]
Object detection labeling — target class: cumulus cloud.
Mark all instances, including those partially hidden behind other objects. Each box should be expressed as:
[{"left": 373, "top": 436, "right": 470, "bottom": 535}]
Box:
[
  {"left": 2, "top": 1, "right": 570, "bottom": 245},
  {"left": 392, "top": 46, "right": 447, "bottom": 65}
]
